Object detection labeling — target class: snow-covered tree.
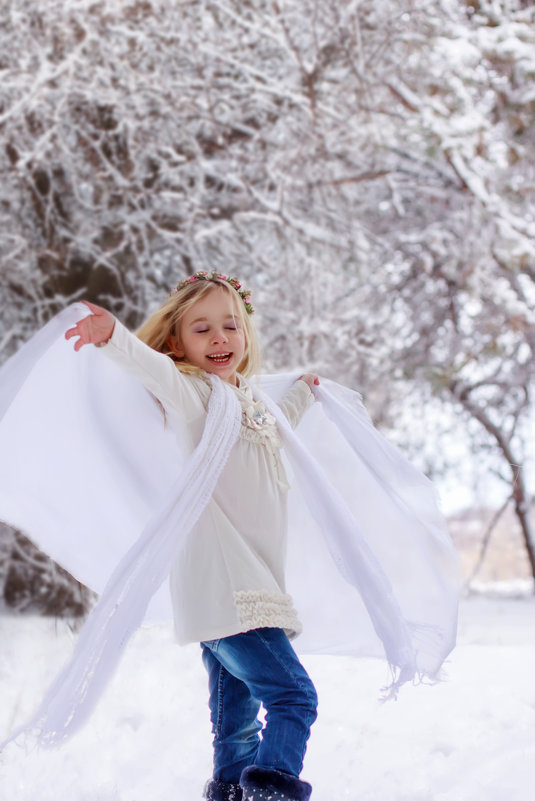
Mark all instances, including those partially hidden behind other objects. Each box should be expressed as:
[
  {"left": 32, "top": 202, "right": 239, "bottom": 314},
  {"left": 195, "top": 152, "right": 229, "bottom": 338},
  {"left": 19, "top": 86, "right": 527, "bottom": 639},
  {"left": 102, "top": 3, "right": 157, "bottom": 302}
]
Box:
[
  {"left": 0, "top": 0, "right": 534, "bottom": 601},
  {"left": 370, "top": 0, "right": 535, "bottom": 571}
]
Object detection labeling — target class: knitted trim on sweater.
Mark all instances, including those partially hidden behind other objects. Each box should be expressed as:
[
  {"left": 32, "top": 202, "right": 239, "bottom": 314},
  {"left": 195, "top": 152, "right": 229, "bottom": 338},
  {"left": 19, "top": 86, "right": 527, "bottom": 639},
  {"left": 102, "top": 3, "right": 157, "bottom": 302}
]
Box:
[{"left": 234, "top": 590, "right": 303, "bottom": 639}]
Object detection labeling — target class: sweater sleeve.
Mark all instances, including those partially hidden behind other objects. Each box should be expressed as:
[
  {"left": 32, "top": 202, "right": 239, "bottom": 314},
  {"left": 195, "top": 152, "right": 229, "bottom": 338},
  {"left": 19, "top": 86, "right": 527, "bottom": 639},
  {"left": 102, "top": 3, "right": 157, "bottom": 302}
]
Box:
[
  {"left": 99, "top": 318, "right": 199, "bottom": 409},
  {"left": 278, "top": 379, "right": 315, "bottom": 429}
]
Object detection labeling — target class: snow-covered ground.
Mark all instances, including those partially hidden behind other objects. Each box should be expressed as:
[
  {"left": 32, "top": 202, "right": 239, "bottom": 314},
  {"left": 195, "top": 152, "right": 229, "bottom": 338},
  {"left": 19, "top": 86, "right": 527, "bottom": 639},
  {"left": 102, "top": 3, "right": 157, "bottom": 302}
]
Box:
[{"left": 1, "top": 594, "right": 534, "bottom": 801}]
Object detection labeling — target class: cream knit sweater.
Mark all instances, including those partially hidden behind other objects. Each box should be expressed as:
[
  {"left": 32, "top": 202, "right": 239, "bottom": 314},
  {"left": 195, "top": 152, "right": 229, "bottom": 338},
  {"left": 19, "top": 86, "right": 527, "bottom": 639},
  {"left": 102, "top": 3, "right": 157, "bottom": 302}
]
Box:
[{"left": 102, "top": 320, "right": 314, "bottom": 643}]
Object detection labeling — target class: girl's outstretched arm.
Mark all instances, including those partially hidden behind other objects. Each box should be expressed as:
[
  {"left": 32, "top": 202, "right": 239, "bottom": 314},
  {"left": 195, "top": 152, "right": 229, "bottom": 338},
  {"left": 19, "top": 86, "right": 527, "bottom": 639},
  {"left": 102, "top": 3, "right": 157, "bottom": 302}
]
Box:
[
  {"left": 277, "top": 373, "right": 318, "bottom": 429},
  {"left": 65, "top": 301, "right": 115, "bottom": 351},
  {"left": 66, "top": 305, "right": 200, "bottom": 412}
]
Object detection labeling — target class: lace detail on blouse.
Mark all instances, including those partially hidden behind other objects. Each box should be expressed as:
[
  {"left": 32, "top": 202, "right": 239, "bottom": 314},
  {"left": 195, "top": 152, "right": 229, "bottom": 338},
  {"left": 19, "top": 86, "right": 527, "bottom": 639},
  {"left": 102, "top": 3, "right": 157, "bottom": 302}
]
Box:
[
  {"left": 234, "top": 590, "right": 302, "bottom": 639},
  {"left": 235, "top": 392, "right": 288, "bottom": 487},
  {"left": 232, "top": 379, "right": 283, "bottom": 450}
]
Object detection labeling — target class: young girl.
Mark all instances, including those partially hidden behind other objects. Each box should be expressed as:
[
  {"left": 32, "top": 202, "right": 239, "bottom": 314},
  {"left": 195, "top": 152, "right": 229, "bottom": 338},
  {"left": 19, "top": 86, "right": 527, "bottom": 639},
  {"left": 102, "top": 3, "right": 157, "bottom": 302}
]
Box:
[
  {"left": 0, "top": 271, "right": 459, "bottom": 799},
  {"left": 65, "top": 272, "right": 321, "bottom": 801}
]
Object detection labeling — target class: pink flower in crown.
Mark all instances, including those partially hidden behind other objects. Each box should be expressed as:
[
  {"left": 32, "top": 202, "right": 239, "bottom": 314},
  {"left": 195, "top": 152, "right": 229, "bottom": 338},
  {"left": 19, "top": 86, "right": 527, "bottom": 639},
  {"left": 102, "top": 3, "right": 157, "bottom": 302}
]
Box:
[{"left": 187, "top": 275, "right": 199, "bottom": 283}]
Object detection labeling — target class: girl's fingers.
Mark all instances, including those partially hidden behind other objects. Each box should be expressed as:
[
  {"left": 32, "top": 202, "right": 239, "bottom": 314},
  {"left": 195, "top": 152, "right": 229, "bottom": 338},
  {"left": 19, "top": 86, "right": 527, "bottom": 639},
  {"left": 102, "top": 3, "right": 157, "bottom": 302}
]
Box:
[
  {"left": 64, "top": 324, "right": 82, "bottom": 340},
  {"left": 299, "top": 373, "right": 320, "bottom": 388},
  {"left": 82, "top": 300, "right": 102, "bottom": 315},
  {"left": 65, "top": 323, "right": 85, "bottom": 341},
  {"left": 65, "top": 320, "right": 89, "bottom": 347},
  {"left": 65, "top": 302, "right": 99, "bottom": 344},
  {"left": 65, "top": 303, "right": 114, "bottom": 349}
]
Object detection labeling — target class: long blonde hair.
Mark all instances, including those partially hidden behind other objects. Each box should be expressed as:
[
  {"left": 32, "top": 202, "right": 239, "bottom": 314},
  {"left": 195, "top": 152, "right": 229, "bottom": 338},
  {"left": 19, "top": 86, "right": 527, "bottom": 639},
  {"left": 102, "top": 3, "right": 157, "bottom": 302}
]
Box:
[{"left": 136, "top": 278, "right": 261, "bottom": 377}]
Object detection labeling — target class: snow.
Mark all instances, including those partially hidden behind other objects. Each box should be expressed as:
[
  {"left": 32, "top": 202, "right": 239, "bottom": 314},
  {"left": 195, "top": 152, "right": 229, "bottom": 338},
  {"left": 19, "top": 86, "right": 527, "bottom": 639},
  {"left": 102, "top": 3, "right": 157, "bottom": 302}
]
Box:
[{"left": 1, "top": 594, "right": 534, "bottom": 801}]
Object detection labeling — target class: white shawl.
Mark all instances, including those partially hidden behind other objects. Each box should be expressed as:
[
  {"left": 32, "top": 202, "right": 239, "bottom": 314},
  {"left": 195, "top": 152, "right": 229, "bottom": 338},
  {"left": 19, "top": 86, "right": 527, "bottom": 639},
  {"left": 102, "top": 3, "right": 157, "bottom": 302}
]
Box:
[{"left": 0, "top": 304, "right": 460, "bottom": 747}]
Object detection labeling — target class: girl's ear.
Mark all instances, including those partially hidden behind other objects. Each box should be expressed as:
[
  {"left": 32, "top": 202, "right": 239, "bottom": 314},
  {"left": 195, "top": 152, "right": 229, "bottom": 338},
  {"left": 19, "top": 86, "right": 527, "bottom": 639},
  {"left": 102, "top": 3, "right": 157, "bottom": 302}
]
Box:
[{"left": 166, "top": 334, "right": 184, "bottom": 358}]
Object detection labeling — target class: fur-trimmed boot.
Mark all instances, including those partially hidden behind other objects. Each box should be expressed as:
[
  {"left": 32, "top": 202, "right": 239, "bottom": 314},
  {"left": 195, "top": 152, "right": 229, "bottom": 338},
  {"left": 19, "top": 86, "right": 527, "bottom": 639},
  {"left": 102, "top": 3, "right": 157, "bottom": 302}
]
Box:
[
  {"left": 240, "top": 766, "right": 312, "bottom": 801},
  {"left": 203, "top": 778, "right": 243, "bottom": 801}
]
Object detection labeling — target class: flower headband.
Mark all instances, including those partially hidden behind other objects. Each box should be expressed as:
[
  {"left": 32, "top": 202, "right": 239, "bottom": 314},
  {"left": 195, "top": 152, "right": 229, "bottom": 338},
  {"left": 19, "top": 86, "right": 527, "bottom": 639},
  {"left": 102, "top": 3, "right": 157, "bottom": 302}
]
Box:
[{"left": 173, "top": 271, "right": 254, "bottom": 315}]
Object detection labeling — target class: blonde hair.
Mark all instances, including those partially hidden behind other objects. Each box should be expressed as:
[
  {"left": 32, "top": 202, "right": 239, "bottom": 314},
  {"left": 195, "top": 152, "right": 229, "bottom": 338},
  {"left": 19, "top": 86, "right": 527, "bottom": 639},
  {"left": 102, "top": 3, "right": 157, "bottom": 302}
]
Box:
[{"left": 136, "top": 278, "right": 261, "bottom": 377}]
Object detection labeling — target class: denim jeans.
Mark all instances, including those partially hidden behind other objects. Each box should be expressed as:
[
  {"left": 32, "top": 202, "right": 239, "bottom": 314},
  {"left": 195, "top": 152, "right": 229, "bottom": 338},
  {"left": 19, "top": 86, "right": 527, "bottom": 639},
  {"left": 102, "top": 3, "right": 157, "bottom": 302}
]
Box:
[{"left": 201, "top": 627, "right": 318, "bottom": 783}]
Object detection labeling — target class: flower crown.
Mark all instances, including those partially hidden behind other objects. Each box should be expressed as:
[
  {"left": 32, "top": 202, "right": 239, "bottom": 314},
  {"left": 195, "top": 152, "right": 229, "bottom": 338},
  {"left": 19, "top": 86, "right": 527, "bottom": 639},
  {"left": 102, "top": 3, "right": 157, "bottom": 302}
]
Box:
[{"left": 173, "top": 271, "right": 254, "bottom": 315}]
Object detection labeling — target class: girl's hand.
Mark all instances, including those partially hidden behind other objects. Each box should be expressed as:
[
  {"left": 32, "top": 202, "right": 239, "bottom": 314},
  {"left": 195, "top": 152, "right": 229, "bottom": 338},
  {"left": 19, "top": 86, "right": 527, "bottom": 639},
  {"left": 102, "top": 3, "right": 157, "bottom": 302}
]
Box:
[
  {"left": 65, "top": 301, "right": 115, "bottom": 351},
  {"left": 299, "top": 373, "right": 320, "bottom": 389}
]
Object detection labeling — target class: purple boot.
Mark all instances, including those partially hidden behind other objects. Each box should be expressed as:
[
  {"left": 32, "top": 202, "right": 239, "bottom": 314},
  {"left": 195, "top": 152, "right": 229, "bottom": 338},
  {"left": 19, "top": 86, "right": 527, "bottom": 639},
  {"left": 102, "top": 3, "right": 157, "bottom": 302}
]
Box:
[
  {"left": 203, "top": 778, "right": 243, "bottom": 801},
  {"left": 240, "top": 766, "right": 312, "bottom": 801}
]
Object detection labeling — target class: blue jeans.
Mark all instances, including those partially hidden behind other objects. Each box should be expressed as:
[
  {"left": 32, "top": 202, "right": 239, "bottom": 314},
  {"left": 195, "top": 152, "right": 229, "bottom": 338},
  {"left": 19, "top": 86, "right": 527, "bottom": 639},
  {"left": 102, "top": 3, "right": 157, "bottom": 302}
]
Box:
[{"left": 201, "top": 627, "right": 318, "bottom": 783}]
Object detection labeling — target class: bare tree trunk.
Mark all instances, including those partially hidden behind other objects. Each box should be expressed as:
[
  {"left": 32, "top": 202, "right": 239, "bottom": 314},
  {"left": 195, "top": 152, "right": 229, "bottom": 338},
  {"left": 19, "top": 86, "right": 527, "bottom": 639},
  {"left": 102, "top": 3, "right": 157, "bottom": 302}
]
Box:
[
  {"left": 512, "top": 471, "right": 535, "bottom": 582},
  {"left": 450, "top": 382, "right": 535, "bottom": 585}
]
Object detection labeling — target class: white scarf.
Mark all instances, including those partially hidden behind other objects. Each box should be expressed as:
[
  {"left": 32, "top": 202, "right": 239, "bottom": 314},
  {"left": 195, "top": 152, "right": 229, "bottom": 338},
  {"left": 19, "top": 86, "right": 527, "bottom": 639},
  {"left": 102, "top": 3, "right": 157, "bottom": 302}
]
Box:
[{"left": 0, "top": 304, "right": 460, "bottom": 747}]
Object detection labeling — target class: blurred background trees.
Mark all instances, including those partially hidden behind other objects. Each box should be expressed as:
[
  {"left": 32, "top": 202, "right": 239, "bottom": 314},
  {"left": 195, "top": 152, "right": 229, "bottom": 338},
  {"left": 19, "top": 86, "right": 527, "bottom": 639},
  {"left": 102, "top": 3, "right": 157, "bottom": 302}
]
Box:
[{"left": 0, "top": 0, "right": 533, "bottom": 613}]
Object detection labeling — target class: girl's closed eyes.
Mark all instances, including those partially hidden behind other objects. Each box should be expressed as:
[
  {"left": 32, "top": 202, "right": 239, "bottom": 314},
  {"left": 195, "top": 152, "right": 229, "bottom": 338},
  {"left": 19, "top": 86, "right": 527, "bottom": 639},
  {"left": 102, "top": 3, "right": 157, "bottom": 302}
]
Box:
[{"left": 193, "top": 326, "right": 238, "bottom": 333}]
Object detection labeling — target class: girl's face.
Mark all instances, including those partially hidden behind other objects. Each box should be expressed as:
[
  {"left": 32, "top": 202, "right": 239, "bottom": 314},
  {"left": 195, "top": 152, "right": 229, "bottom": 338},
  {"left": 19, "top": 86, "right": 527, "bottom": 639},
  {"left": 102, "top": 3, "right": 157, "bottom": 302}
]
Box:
[{"left": 167, "top": 287, "right": 246, "bottom": 385}]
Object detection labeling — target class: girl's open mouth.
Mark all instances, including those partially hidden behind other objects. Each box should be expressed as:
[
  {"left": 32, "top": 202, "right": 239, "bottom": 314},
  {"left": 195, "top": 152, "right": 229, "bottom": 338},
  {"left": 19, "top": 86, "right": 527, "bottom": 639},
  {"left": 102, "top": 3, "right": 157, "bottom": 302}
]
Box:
[{"left": 207, "top": 353, "right": 232, "bottom": 364}]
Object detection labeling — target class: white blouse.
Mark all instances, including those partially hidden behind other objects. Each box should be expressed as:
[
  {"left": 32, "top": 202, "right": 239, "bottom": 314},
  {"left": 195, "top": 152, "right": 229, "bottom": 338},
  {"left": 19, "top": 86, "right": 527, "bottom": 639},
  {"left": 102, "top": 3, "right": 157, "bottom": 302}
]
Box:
[{"left": 101, "top": 320, "right": 314, "bottom": 644}]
